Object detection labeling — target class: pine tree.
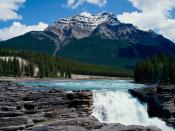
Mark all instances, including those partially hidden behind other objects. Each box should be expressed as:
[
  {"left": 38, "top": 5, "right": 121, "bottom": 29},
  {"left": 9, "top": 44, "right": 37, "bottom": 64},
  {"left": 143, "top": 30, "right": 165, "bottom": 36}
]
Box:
[{"left": 13, "top": 58, "right": 20, "bottom": 77}]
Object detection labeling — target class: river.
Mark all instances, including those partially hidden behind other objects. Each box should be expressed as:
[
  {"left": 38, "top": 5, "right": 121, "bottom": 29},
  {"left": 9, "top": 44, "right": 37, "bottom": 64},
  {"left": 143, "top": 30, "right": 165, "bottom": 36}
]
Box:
[{"left": 20, "top": 79, "right": 175, "bottom": 131}]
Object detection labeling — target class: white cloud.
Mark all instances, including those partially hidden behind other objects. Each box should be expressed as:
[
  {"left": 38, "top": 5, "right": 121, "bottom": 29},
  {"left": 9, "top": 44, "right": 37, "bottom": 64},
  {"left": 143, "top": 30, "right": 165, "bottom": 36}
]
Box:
[
  {"left": 67, "top": 0, "right": 107, "bottom": 9},
  {"left": 80, "top": 11, "right": 92, "bottom": 17},
  {"left": 0, "top": 0, "right": 26, "bottom": 21},
  {"left": 117, "top": 0, "right": 175, "bottom": 42},
  {"left": 67, "top": 0, "right": 76, "bottom": 7},
  {"left": 0, "top": 22, "right": 48, "bottom": 40}
]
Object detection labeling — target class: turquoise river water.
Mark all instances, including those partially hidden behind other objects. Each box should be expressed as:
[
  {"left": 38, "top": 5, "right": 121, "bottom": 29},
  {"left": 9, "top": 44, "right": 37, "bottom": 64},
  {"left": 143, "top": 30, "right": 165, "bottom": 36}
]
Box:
[{"left": 20, "top": 80, "right": 175, "bottom": 131}]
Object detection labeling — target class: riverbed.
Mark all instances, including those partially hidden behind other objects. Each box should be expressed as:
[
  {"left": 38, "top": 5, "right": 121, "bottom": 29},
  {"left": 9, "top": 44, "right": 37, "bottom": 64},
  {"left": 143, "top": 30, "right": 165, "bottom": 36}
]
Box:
[{"left": 20, "top": 79, "right": 175, "bottom": 131}]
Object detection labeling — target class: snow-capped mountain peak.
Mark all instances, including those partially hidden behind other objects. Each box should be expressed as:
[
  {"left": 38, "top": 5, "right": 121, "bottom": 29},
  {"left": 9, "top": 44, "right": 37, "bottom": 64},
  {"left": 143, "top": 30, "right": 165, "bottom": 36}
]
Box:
[
  {"left": 45, "top": 12, "right": 121, "bottom": 43},
  {"left": 45, "top": 12, "right": 135, "bottom": 43}
]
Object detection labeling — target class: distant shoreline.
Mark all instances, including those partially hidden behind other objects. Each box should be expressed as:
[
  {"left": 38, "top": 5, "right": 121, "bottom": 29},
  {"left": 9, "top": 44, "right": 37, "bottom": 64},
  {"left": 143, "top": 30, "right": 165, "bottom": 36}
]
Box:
[{"left": 0, "top": 74, "right": 133, "bottom": 82}]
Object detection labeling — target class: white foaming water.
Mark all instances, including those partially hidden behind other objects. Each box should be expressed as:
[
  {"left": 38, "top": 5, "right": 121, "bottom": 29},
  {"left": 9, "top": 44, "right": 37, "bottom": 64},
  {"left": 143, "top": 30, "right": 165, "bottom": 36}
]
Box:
[
  {"left": 92, "top": 91, "right": 175, "bottom": 131},
  {"left": 20, "top": 80, "right": 175, "bottom": 131}
]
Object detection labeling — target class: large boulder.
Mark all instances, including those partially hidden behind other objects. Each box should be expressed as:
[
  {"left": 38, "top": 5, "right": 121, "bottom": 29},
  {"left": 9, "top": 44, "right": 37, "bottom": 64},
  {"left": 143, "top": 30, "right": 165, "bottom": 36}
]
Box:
[{"left": 129, "top": 84, "right": 175, "bottom": 128}]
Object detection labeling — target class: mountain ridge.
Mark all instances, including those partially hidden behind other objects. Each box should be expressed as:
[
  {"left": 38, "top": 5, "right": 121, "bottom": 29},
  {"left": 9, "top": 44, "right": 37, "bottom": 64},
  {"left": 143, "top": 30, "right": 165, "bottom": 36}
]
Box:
[{"left": 0, "top": 12, "right": 175, "bottom": 68}]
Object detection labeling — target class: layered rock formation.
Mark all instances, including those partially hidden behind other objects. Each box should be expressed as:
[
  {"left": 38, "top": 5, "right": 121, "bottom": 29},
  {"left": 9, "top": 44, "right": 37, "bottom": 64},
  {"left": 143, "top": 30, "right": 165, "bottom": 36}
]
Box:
[
  {"left": 0, "top": 80, "right": 161, "bottom": 131},
  {"left": 129, "top": 85, "right": 175, "bottom": 128}
]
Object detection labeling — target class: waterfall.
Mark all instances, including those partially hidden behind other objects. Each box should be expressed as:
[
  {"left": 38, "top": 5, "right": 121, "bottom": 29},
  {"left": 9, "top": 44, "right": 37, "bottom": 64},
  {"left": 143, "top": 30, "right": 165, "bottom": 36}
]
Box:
[
  {"left": 21, "top": 79, "right": 175, "bottom": 131},
  {"left": 92, "top": 91, "right": 175, "bottom": 131}
]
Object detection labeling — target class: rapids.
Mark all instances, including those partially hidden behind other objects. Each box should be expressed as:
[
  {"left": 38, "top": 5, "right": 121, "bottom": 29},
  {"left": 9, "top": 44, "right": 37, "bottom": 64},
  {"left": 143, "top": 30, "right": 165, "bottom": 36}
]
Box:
[{"left": 20, "top": 80, "right": 175, "bottom": 131}]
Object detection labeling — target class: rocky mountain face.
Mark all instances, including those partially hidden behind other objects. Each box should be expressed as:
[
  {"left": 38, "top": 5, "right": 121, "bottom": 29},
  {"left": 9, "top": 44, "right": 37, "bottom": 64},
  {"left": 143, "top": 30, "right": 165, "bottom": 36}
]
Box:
[
  {"left": 45, "top": 12, "right": 121, "bottom": 43},
  {"left": 0, "top": 12, "right": 175, "bottom": 68}
]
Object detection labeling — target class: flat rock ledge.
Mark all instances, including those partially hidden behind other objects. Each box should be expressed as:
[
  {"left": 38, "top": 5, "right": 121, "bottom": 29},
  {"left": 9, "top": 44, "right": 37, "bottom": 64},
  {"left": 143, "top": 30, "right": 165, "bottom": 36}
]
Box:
[
  {"left": 0, "top": 80, "right": 161, "bottom": 131},
  {"left": 129, "top": 84, "right": 175, "bottom": 128}
]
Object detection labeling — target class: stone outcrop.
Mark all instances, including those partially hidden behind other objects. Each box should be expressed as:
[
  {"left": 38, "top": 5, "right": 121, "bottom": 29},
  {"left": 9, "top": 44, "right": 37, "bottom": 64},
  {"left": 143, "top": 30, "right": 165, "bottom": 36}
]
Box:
[
  {"left": 0, "top": 80, "right": 161, "bottom": 131},
  {"left": 26, "top": 122, "right": 161, "bottom": 131},
  {"left": 129, "top": 85, "right": 175, "bottom": 128},
  {"left": 0, "top": 81, "right": 93, "bottom": 130}
]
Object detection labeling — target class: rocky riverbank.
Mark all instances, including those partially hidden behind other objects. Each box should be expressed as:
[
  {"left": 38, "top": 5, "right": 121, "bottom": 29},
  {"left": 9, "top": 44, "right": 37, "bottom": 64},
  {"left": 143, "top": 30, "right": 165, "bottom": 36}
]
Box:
[
  {"left": 129, "top": 84, "right": 175, "bottom": 128},
  {"left": 0, "top": 80, "right": 161, "bottom": 131}
]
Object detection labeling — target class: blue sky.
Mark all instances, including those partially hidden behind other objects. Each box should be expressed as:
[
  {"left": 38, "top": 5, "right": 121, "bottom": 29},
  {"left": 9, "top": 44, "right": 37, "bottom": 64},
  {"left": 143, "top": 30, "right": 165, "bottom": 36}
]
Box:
[
  {"left": 0, "top": 0, "right": 175, "bottom": 42},
  {"left": 0, "top": 0, "right": 137, "bottom": 28}
]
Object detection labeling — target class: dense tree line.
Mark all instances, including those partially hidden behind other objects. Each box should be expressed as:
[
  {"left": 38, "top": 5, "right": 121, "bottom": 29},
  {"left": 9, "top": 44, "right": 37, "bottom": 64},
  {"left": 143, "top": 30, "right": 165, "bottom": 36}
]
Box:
[
  {"left": 134, "top": 55, "right": 175, "bottom": 84},
  {"left": 0, "top": 48, "right": 133, "bottom": 78},
  {"left": 0, "top": 58, "right": 35, "bottom": 77}
]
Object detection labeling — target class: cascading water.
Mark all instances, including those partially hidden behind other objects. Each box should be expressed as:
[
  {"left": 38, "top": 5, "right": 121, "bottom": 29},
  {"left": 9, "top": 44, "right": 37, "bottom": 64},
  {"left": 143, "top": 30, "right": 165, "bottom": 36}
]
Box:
[
  {"left": 92, "top": 91, "right": 175, "bottom": 131},
  {"left": 20, "top": 79, "right": 175, "bottom": 131}
]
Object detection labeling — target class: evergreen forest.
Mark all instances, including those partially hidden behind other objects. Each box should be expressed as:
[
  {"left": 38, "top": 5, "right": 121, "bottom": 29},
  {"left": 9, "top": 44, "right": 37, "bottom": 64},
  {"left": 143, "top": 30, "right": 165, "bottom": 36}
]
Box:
[
  {"left": 134, "top": 55, "right": 175, "bottom": 84},
  {"left": 0, "top": 48, "right": 132, "bottom": 78}
]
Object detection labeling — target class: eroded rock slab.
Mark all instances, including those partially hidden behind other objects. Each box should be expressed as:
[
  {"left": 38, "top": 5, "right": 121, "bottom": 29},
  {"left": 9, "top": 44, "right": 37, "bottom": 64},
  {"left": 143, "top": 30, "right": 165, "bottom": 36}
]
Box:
[
  {"left": 0, "top": 80, "right": 161, "bottom": 131},
  {"left": 129, "top": 84, "right": 175, "bottom": 128}
]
